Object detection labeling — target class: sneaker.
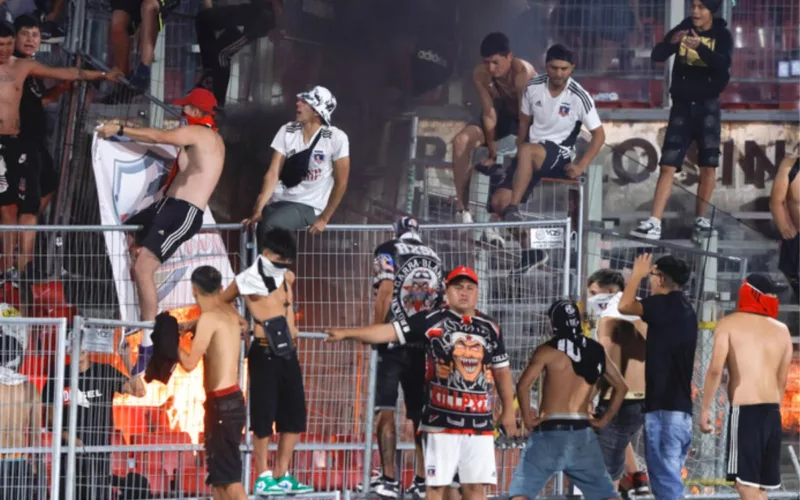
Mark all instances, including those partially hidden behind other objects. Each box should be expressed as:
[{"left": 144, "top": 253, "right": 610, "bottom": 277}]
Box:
[
  {"left": 511, "top": 249, "right": 548, "bottom": 275},
  {"left": 40, "top": 21, "right": 65, "bottom": 44},
  {"left": 129, "top": 64, "right": 152, "bottom": 92},
  {"left": 502, "top": 204, "right": 523, "bottom": 222},
  {"left": 276, "top": 473, "right": 314, "bottom": 494},
  {"left": 482, "top": 226, "right": 505, "bottom": 247},
  {"left": 356, "top": 470, "right": 382, "bottom": 492},
  {"left": 630, "top": 219, "right": 661, "bottom": 240},
  {"left": 455, "top": 210, "right": 473, "bottom": 224},
  {"left": 374, "top": 477, "right": 400, "bottom": 499},
  {"left": 632, "top": 471, "right": 650, "bottom": 495},
  {"left": 405, "top": 478, "right": 426, "bottom": 499},
  {"left": 254, "top": 472, "right": 285, "bottom": 496}
]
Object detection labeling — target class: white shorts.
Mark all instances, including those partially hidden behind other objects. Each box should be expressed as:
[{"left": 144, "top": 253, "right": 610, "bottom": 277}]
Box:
[{"left": 423, "top": 432, "right": 496, "bottom": 487}]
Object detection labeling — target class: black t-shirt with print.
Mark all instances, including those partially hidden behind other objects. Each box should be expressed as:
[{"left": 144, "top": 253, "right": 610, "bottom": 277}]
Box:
[
  {"left": 640, "top": 291, "right": 698, "bottom": 415},
  {"left": 43, "top": 362, "right": 127, "bottom": 446},
  {"left": 392, "top": 308, "right": 509, "bottom": 434}
]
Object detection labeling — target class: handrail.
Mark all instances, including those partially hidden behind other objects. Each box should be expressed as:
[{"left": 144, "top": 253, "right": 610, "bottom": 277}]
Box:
[{"left": 587, "top": 226, "right": 744, "bottom": 263}]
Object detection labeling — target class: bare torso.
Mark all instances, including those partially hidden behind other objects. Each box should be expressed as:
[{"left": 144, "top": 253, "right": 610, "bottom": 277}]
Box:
[
  {"left": 244, "top": 272, "right": 297, "bottom": 340},
  {"left": 788, "top": 164, "right": 800, "bottom": 230},
  {"left": 539, "top": 346, "right": 595, "bottom": 416},
  {"left": 0, "top": 58, "right": 34, "bottom": 135},
  {"left": 723, "top": 312, "right": 792, "bottom": 405},
  {"left": 167, "top": 127, "right": 225, "bottom": 210},
  {"left": 598, "top": 317, "right": 646, "bottom": 396},
  {"left": 0, "top": 382, "right": 37, "bottom": 450},
  {"left": 475, "top": 58, "right": 536, "bottom": 114},
  {"left": 202, "top": 304, "right": 243, "bottom": 393}
]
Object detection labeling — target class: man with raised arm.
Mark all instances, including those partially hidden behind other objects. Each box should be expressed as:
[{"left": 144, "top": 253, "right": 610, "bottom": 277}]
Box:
[
  {"left": 700, "top": 274, "right": 793, "bottom": 499},
  {"left": 96, "top": 87, "right": 225, "bottom": 396},
  {"left": 328, "top": 266, "right": 518, "bottom": 500}
]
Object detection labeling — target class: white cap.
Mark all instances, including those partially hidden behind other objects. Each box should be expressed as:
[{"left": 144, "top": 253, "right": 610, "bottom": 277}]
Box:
[{"left": 297, "top": 85, "right": 337, "bottom": 125}]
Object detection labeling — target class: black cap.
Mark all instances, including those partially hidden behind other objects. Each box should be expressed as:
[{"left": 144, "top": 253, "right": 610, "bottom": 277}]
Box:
[
  {"left": 654, "top": 255, "right": 691, "bottom": 286},
  {"left": 548, "top": 299, "right": 582, "bottom": 338},
  {"left": 744, "top": 274, "right": 786, "bottom": 295}
]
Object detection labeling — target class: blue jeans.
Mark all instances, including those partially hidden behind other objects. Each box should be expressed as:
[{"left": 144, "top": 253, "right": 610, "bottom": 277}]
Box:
[
  {"left": 509, "top": 428, "right": 617, "bottom": 500},
  {"left": 645, "top": 411, "right": 692, "bottom": 500}
]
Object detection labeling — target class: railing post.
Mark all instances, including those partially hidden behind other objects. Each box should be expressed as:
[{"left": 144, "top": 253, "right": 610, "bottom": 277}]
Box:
[
  {"left": 362, "top": 347, "right": 379, "bottom": 492},
  {"left": 407, "top": 115, "right": 420, "bottom": 214},
  {"left": 562, "top": 217, "right": 572, "bottom": 299},
  {"left": 575, "top": 179, "right": 585, "bottom": 300},
  {"left": 65, "top": 316, "right": 84, "bottom": 500},
  {"left": 50, "top": 317, "right": 69, "bottom": 500}
]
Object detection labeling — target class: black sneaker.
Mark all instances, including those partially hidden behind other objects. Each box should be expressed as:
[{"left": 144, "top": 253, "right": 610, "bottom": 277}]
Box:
[
  {"left": 511, "top": 249, "right": 548, "bottom": 275},
  {"left": 632, "top": 471, "right": 650, "bottom": 495},
  {"left": 355, "top": 470, "right": 382, "bottom": 492},
  {"left": 40, "top": 21, "right": 65, "bottom": 44},
  {"left": 405, "top": 478, "right": 426, "bottom": 499},
  {"left": 374, "top": 478, "right": 400, "bottom": 499},
  {"left": 502, "top": 204, "right": 523, "bottom": 222}
]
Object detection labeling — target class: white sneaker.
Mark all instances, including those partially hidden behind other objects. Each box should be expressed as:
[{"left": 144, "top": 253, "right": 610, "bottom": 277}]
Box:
[
  {"left": 694, "top": 217, "right": 712, "bottom": 232},
  {"left": 482, "top": 226, "right": 506, "bottom": 247},
  {"left": 630, "top": 219, "right": 662, "bottom": 240},
  {"left": 455, "top": 210, "right": 473, "bottom": 224}
]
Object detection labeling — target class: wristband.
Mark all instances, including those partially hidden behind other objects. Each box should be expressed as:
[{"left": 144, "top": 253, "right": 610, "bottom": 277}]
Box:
[{"left": 117, "top": 125, "right": 124, "bottom": 137}]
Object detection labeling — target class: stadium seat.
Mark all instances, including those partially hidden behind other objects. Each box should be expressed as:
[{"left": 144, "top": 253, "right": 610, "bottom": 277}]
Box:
[{"left": 176, "top": 464, "right": 210, "bottom": 496}]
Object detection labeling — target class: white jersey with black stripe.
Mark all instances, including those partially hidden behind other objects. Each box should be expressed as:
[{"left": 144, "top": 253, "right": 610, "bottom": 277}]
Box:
[{"left": 520, "top": 76, "right": 602, "bottom": 154}]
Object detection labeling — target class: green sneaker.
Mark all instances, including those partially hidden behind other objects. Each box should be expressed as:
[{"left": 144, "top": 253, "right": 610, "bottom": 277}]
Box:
[
  {"left": 276, "top": 473, "right": 314, "bottom": 494},
  {"left": 255, "top": 473, "right": 286, "bottom": 496}
]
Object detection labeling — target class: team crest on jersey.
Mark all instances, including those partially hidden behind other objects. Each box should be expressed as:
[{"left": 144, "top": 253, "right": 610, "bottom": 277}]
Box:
[
  {"left": 559, "top": 102, "right": 571, "bottom": 117},
  {"left": 391, "top": 256, "right": 442, "bottom": 320},
  {"left": 312, "top": 150, "right": 325, "bottom": 164}
]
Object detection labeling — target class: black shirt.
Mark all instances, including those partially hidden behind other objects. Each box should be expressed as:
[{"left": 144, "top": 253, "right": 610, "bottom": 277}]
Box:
[
  {"left": 392, "top": 308, "right": 509, "bottom": 434},
  {"left": 640, "top": 291, "right": 698, "bottom": 414},
  {"left": 15, "top": 53, "right": 49, "bottom": 142},
  {"left": 373, "top": 236, "right": 444, "bottom": 348},
  {"left": 652, "top": 17, "right": 733, "bottom": 101},
  {"left": 43, "top": 362, "right": 127, "bottom": 446}
]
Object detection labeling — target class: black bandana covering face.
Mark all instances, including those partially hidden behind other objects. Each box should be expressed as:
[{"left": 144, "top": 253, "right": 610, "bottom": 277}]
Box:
[{"left": 546, "top": 299, "right": 606, "bottom": 385}]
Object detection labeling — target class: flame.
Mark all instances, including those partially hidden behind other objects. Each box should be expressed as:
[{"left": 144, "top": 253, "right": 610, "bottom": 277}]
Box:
[{"left": 781, "top": 359, "right": 800, "bottom": 432}]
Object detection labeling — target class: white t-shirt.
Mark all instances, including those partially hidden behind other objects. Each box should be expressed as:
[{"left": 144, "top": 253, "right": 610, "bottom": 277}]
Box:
[
  {"left": 601, "top": 292, "right": 641, "bottom": 323},
  {"left": 520, "top": 76, "right": 602, "bottom": 156},
  {"left": 269, "top": 122, "right": 350, "bottom": 213}
]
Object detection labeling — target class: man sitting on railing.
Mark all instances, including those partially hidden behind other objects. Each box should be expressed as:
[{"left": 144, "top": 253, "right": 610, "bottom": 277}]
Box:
[
  {"left": 220, "top": 228, "right": 313, "bottom": 496},
  {"left": 0, "top": 21, "right": 120, "bottom": 283},
  {"left": 244, "top": 86, "right": 350, "bottom": 248},
  {"left": 96, "top": 87, "right": 224, "bottom": 396},
  {"left": 769, "top": 149, "right": 799, "bottom": 301}
]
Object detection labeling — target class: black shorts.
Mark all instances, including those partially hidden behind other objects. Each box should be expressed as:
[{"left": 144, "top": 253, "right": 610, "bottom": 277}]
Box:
[
  {"left": 470, "top": 98, "right": 520, "bottom": 141},
  {"left": 204, "top": 387, "right": 246, "bottom": 487},
  {"left": 779, "top": 234, "right": 799, "bottom": 300},
  {"left": 0, "top": 135, "right": 25, "bottom": 208},
  {"left": 486, "top": 140, "right": 572, "bottom": 213},
  {"left": 16, "top": 142, "right": 57, "bottom": 215},
  {"left": 726, "top": 403, "right": 782, "bottom": 489},
  {"left": 596, "top": 399, "right": 645, "bottom": 480},
  {"left": 247, "top": 340, "right": 307, "bottom": 438},
  {"left": 0, "top": 459, "right": 34, "bottom": 500},
  {"left": 660, "top": 97, "right": 721, "bottom": 170},
  {"left": 110, "top": 0, "right": 175, "bottom": 35},
  {"left": 374, "top": 345, "right": 427, "bottom": 424},
  {"left": 126, "top": 197, "right": 204, "bottom": 263}
]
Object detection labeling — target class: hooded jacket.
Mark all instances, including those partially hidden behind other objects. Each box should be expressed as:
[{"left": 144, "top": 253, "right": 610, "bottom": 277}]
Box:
[{"left": 652, "top": 17, "right": 733, "bottom": 100}]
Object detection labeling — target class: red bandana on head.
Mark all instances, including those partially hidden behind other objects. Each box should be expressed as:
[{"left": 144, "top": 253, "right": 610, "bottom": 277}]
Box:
[{"left": 737, "top": 282, "right": 779, "bottom": 319}]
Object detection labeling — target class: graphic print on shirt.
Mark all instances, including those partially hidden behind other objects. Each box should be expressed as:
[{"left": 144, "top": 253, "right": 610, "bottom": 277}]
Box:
[{"left": 679, "top": 37, "right": 716, "bottom": 67}]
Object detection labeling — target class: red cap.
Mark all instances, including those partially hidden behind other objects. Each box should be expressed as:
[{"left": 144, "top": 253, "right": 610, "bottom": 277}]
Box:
[
  {"left": 447, "top": 266, "right": 479, "bottom": 286},
  {"left": 173, "top": 88, "right": 218, "bottom": 115}
]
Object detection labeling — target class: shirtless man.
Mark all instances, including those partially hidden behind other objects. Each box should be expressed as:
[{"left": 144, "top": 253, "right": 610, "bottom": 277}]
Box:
[
  {"left": 451, "top": 31, "right": 535, "bottom": 225},
  {"left": 96, "top": 87, "right": 225, "bottom": 396},
  {"left": 178, "top": 265, "right": 247, "bottom": 499},
  {"left": 769, "top": 149, "right": 799, "bottom": 300},
  {"left": 0, "top": 335, "right": 41, "bottom": 499},
  {"left": 586, "top": 269, "right": 650, "bottom": 495},
  {"left": 0, "top": 22, "right": 120, "bottom": 278},
  {"left": 508, "top": 299, "right": 626, "bottom": 500},
  {"left": 700, "top": 274, "right": 793, "bottom": 499},
  {"left": 220, "top": 228, "right": 312, "bottom": 495}
]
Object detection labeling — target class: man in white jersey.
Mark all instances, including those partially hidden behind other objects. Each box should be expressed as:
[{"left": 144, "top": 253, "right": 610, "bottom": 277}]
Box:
[
  {"left": 245, "top": 85, "right": 351, "bottom": 248},
  {"left": 489, "top": 44, "right": 606, "bottom": 273}
]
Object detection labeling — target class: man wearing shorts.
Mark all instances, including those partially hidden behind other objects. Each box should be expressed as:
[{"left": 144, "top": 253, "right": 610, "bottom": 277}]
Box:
[
  {"left": 509, "top": 299, "right": 626, "bottom": 500},
  {"left": 195, "top": 0, "right": 283, "bottom": 106},
  {"left": 491, "top": 44, "right": 605, "bottom": 274},
  {"left": 450, "top": 32, "right": 535, "bottom": 225},
  {"left": 700, "top": 274, "right": 793, "bottom": 498},
  {"left": 178, "top": 265, "right": 247, "bottom": 499},
  {"left": 618, "top": 254, "right": 697, "bottom": 500},
  {"left": 367, "top": 217, "right": 444, "bottom": 498},
  {"left": 631, "top": 0, "right": 732, "bottom": 241},
  {"left": 96, "top": 87, "right": 225, "bottom": 396},
  {"left": 0, "top": 22, "right": 119, "bottom": 280},
  {"left": 328, "top": 266, "right": 519, "bottom": 500},
  {"left": 245, "top": 86, "right": 350, "bottom": 247},
  {"left": 220, "top": 228, "right": 312, "bottom": 495},
  {"left": 586, "top": 269, "right": 650, "bottom": 495},
  {"left": 769, "top": 150, "right": 799, "bottom": 301}
]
